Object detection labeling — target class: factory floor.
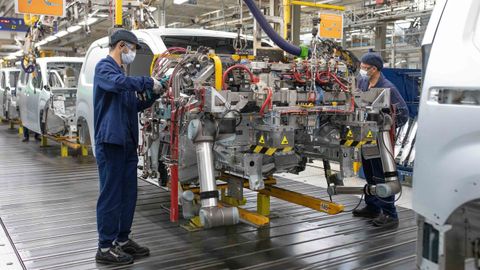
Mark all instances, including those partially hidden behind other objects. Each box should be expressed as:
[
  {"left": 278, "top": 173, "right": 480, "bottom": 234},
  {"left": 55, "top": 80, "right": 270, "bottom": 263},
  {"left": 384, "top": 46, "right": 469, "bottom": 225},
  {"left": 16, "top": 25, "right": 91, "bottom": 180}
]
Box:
[{"left": 0, "top": 123, "right": 417, "bottom": 270}]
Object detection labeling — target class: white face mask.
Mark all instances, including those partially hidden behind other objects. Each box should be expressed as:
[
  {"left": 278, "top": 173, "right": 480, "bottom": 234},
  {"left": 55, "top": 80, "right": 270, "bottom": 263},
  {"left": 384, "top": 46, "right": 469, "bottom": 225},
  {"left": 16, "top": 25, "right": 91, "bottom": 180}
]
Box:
[
  {"left": 359, "top": 69, "right": 370, "bottom": 79},
  {"left": 121, "top": 46, "right": 136, "bottom": 65}
]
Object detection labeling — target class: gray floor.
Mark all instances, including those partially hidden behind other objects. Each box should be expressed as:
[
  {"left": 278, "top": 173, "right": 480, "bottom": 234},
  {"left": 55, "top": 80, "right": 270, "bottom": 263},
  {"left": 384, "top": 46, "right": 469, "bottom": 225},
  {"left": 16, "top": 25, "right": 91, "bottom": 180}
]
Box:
[{"left": 0, "top": 124, "right": 417, "bottom": 270}]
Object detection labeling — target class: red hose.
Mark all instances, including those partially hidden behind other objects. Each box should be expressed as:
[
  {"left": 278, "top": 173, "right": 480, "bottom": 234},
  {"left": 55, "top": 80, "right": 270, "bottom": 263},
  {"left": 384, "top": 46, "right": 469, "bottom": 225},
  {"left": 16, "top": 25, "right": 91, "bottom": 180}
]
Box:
[
  {"left": 222, "top": 64, "right": 258, "bottom": 90},
  {"left": 259, "top": 88, "right": 273, "bottom": 116},
  {"left": 316, "top": 71, "right": 348, "bottom": 91}
]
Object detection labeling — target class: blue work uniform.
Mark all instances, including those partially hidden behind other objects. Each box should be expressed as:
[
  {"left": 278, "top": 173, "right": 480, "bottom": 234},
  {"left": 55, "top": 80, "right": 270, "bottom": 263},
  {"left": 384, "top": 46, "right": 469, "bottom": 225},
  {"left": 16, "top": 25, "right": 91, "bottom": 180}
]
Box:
[
  {"left": 357, "top": 73, "right": 409, "bottom": 219},
  {"left": 93, "top": 55, "right": 157, "bottom": 249}
]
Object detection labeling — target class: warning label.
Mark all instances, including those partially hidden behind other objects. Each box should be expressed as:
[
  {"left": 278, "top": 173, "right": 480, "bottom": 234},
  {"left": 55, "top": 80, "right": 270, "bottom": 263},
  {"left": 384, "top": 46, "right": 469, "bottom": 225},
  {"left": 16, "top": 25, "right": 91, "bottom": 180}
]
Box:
[
  {"left": 259, "top": 135, "right": 265, "bottom": 144},
  {"left": 281, "top": 136, "right": 289, "bottom": 145},
  {"left": 346, "top": 129, "right": 353, "bottom": 138},
  {"left": 366, "top": 130, "right": 373, "bottom": 138}
]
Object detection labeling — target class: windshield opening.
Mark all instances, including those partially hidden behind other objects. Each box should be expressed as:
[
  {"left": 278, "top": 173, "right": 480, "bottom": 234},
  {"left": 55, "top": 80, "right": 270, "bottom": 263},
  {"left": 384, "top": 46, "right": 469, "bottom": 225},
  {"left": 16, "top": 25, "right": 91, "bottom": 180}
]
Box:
[{"left": 46, "top": 62, "right": 82, "bottom": 89}]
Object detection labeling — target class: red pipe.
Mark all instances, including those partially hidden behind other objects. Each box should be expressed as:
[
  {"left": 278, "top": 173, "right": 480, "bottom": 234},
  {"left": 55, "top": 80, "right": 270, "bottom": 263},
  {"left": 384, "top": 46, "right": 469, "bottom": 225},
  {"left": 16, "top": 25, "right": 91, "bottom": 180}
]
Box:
[
  {"left": 222, "top": 64, "right": 258, "bottom": 90},
  {"left": 259, "top": 88, "right": 273, "bottom": 116}
]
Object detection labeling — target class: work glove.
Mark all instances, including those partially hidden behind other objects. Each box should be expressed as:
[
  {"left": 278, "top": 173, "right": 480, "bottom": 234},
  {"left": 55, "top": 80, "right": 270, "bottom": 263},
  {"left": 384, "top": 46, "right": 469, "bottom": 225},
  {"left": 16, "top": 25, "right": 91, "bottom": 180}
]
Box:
[{"left": 152, "top": 77, "right": 165, "bottom": 95}]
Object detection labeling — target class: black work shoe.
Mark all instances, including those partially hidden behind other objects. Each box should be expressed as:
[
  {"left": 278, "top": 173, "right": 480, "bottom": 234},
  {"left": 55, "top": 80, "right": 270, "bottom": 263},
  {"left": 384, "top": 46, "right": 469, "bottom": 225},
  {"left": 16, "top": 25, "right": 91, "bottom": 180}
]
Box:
[
  {"left": 95, "top": 246, "right": 134, "bottom": 265},
  {"left": 372, "top": 214, "right": 399, "bottom": 229},
  {"left": 352, "top": 206, "right": 381, "bottom": 219},
  {"left": 115, "top": 239, "right": 150, "bottom": 258},
  {"left": 21, "top": 138, "right": 28, "bottom": 142}
]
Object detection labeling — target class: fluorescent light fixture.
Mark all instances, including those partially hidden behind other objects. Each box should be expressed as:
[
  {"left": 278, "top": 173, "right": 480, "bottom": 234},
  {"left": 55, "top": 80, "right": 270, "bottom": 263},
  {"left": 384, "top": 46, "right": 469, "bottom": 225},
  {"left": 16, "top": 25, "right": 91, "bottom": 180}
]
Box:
[
  {"left": 97, "top": 14, "right": 109, "bottom": 18},
  {"left": 87, "top": 17, "right": 98, "bottom": 25},
  {"left": 45, "top": 35, "right": 58, "bottom": 42},
  {"left": 14, "top": 50, "right": 23, "bottom": 56},
  {"left": 67, "top": 25, "right": 82, "bottom": 33},
  {"left": 55, "top": 30, "right": 69, "bottom": 38},
  {"left": 173, "top": 0, "right": 188, "bottom": 4},
  {"left": 36, "top": 40, "right": 48, "bottom": 47}
]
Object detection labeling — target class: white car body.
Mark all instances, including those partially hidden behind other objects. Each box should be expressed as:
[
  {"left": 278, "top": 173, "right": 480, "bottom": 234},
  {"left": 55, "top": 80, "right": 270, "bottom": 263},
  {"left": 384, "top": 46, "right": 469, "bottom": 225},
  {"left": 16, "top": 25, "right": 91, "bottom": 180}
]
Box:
[
  {"left": 76, "top": 28, "right": 259, "bottom": 153},
  {"left": 17, "top": 57, "right": 84, "bottom": 135},
  {"left": 0, "top": 67, "right": 21, "bottom": 120},
  {"left": 414, "top": 0, "right": 480, "bottom": 269}
]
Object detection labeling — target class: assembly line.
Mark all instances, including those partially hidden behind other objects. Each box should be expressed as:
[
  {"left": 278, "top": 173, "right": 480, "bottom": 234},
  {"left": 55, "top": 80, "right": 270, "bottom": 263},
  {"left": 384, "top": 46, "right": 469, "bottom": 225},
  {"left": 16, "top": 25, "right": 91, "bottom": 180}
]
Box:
[{"left": 0, "top": 0, "right": 477, "bottom": 269}]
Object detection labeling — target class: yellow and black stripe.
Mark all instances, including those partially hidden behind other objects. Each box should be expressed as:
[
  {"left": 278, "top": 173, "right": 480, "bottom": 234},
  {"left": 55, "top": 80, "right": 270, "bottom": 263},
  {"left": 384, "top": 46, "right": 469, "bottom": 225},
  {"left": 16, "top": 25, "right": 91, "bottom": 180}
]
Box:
[
  {"left": 250, "top": 145, "right": 294, "bottom": 156},
  {"left": 340, "top": 139, "right": 376, "bottom": 148}
]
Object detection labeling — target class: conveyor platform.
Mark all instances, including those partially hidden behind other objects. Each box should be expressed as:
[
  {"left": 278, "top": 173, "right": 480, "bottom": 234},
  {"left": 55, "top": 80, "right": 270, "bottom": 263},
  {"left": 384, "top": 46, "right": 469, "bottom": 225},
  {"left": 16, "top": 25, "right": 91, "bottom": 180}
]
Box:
[{"left": 0, "top": 124, "right": 417, "bottom": 269}]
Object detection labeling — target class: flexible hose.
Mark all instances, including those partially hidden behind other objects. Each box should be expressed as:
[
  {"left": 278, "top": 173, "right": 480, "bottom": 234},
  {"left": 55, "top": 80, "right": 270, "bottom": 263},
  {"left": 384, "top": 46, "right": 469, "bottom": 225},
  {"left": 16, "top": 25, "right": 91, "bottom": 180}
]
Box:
[
  {"left": 222, "top": 64, "right": 257, "bottom": 90},
  {"left": 243, "top": 0, "right": 309, "bottom": 57},
  {"left": 259, "top": 88, "right": 273, "bottom": 116}
]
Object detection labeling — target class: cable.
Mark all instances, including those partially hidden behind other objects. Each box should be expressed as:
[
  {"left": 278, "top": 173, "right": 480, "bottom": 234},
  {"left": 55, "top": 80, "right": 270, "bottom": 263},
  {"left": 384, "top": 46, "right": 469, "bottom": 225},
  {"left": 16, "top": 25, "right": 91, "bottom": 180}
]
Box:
[{"left": 342, "top": 194, "right": 364, "bottom": 213}]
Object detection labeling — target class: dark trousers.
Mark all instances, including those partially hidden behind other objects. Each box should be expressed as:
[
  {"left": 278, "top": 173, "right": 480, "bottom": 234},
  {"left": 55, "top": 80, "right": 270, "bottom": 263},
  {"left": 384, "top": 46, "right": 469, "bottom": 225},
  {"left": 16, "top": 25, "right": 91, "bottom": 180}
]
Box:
[
  {"left": 95, "top": 141, "right": 138, "bottom": 248},
  {"left": 23, "top": 127, "right": 40, "bottom": 140},
  {"left": 362, "top": 154, "right": 398, "bottom": 218}
]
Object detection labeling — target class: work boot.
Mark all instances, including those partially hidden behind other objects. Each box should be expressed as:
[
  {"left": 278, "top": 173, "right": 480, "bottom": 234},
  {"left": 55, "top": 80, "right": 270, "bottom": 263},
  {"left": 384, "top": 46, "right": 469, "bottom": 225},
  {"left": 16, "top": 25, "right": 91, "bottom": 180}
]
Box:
[
  {"left": 21, "top": 138, "right": 29, "bottom": 142},
  {"left": 372, "top": 213, "right": 399, "bottom": 229},
  {"left": 95, "top": 246, "right": 133, "bottom": 265},
  {"left": 352, "top": 206, "right": 380, "bottom": 219},
  {"left": 115, "top": 239, "right": 150, "bottom": 259}
]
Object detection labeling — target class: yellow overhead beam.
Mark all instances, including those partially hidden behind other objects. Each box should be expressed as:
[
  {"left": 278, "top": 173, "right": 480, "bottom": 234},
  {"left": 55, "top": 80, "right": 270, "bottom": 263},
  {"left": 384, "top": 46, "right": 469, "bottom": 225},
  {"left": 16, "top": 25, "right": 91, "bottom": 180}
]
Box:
[
  {"left": 283, "top": 0, "right": 291, "bottom": 39},
  {"left": 115, "top": 0, "right": 123, "bottom": 26},
  {"left": 290, "top": 1, "right": 345, "bottom": 11}
]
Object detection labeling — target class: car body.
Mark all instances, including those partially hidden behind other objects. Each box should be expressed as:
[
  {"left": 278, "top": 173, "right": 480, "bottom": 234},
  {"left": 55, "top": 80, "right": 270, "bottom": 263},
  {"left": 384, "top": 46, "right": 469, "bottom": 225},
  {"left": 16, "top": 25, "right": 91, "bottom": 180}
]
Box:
[
  {"left": 414, "top": 0, "right": 480, "bottom": 269},
  {"left": 0, "top": 67, "right": 21, "bottom": 120},
  {"left": 17, "top": 57, "right": 84, "bottom": 136},
  {"left": 76, "top": 28, "right": 264, "bottom": 152}
]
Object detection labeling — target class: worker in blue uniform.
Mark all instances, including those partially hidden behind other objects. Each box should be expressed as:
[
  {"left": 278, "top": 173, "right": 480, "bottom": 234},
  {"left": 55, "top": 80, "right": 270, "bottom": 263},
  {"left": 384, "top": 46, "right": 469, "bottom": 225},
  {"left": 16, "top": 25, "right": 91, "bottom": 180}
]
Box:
[
  {"left": 93, "top": 29, "right": 165, "bottom": 265},
  {"left": 354, "top": 52, "right": 409, "bottom": 229}
]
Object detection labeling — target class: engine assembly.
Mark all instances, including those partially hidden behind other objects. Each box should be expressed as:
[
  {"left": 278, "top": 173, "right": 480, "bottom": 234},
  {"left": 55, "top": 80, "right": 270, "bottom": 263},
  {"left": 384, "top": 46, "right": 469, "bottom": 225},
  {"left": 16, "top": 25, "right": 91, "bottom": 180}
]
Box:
[{"left": 139, "top": 38, "right": 400, "bottom": 228}]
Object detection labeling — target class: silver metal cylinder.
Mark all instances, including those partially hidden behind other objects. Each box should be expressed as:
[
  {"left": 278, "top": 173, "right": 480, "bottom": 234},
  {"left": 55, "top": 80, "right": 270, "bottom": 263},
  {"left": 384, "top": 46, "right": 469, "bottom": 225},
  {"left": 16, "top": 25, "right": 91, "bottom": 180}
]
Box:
[
  {"left": 328, "top": 186, "right": 365, "bottom": 195},
  {"left": 181, "top": 191, "right": 200, "bottom": 219},
  {"left": 196, "top": 141, "right": 218, "bottom": 208},
  {"left": 378, "top": 130, "right": 397, "bottom": 181},
  {"left": 375, "top": 130, "right": 401, "bottom": 197},
  {"left": 199, "top": 206, "right": 239, "bottom": 229}
]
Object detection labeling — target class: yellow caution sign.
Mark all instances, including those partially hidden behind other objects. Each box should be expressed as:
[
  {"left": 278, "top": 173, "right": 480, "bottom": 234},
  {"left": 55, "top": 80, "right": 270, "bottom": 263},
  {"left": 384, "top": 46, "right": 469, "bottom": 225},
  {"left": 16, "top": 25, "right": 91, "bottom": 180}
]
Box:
[
  {"left": 366, "top": 130, "right": 373, "bottom": 138},
  {"left": 16, "top": 0, "right": 66, "bottom": 17},
  {"left": 346, "top": 129, "right": 353, "bottom": 138},
  {"left": 281, "top": 136, "right": 289, "bottom": 145},
  {"left": 259, "top": 135, "right": 265, "bottom": 144}
]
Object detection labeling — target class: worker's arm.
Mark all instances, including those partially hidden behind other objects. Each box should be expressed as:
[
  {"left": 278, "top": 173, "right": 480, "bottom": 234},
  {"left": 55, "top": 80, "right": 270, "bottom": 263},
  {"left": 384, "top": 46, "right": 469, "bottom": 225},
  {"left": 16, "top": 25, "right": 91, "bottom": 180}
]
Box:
[
  {"left": 390, "top": 86, "right": 409, "bottom": 127},
  {"left": 137, "top": 92, "right": 160, "bottom": 112},
  {"left": 95, "top": 62, "right": 153, "bottom": 94}
]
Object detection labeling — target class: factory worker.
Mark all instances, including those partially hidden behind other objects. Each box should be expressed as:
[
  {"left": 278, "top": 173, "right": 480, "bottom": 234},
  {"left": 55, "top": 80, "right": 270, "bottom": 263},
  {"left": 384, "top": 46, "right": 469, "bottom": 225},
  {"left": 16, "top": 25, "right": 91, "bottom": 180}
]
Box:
[
  {"left": 354, "top": 52, "right": 409, "bottom": 229},
  {"left": 93, "top": 29, "right": 165, "bottom": 265}
]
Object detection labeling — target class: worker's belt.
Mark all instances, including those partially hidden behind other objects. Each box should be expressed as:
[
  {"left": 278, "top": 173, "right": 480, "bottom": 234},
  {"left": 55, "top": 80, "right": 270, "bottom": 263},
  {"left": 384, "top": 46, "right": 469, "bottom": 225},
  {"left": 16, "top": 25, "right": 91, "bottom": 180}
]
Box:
[{"left": 250, "top": 145, "right": 293, "bottom": 156}]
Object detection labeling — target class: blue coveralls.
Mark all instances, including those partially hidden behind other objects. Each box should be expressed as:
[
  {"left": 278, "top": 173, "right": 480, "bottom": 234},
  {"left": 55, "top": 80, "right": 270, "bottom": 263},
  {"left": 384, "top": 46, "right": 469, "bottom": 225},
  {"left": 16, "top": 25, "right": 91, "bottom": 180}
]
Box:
[
  {"left": 93, "top": 55, "right": 156, "bottom": 248},
  {"left": 357, "top": 73, "right": 409, "bottom": 218}
]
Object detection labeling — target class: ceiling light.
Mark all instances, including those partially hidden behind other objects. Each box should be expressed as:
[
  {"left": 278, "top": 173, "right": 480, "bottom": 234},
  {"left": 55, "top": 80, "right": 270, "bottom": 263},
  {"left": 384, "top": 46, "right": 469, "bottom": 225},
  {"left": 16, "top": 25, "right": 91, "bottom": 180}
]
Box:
[
  {"left": 55, "top": 30, "right": 69, "bottom": 38},
  {"left": 45, "top": 35, "right": 58, "bottom": 42},
  {"left": 67, "top": 25, "right": 82, "bottom": 33},
  {"left": 36, "top": 40, "right": 48, "bottom": 47},
  {"left": 173, "top": 0, "right": 188, "bottom": 4},
  {"left": 96, "top": 14, "right": 109, "bottom": 18},
  {"left": 86, "top": 17, "right": 98, "bottom": 25}
]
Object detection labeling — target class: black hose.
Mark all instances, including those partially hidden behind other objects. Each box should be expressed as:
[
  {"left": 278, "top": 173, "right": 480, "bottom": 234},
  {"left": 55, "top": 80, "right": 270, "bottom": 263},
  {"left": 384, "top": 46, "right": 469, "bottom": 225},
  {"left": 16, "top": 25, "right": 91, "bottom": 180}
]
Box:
[{"left": 243, "top": 0, "right": 309, "bottom": 58}]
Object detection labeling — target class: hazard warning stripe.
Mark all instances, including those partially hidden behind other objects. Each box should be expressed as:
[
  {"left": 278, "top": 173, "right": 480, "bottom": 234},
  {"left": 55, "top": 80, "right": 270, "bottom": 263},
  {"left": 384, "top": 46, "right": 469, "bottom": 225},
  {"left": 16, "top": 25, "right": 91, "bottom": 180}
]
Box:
[
  {"left": 250, "top": 145, "right": 294, "bottom": 156},
  {"left": 340, "top": 140, "right": 377, "bottom": 148}
]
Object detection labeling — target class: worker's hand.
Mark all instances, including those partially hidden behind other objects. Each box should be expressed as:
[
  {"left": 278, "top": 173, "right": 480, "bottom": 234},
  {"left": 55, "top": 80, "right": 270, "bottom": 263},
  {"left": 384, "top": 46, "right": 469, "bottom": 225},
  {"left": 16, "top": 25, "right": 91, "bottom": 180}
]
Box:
[{"left": 152, "top": 77, "right": 165, "bottom": 95}]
